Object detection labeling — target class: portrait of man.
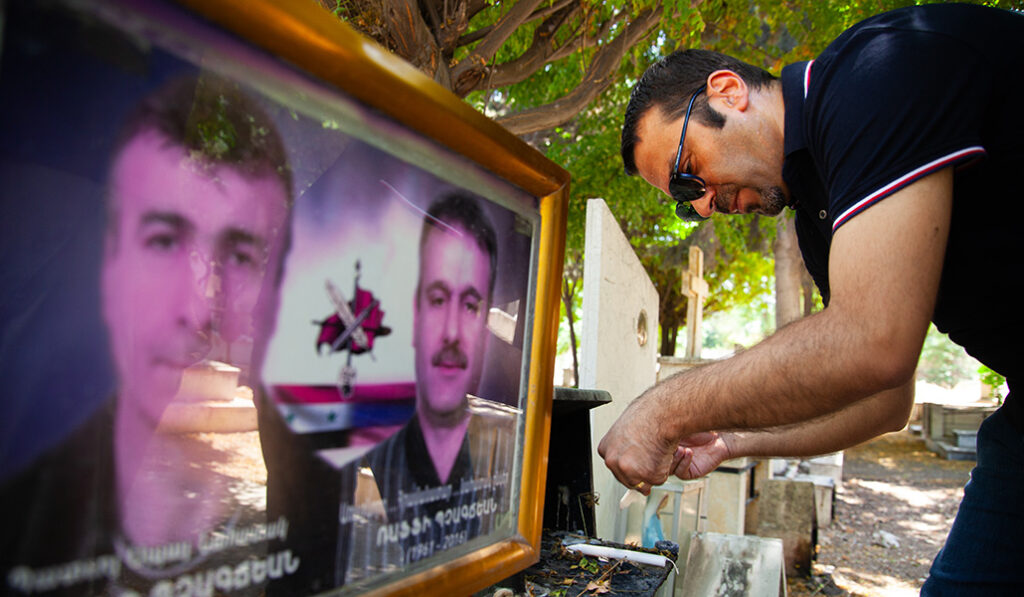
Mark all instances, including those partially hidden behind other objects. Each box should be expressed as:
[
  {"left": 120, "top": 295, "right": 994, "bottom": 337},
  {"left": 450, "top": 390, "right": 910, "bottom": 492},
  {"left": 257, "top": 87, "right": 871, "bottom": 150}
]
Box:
[
  {"left": 1, "top": 73, "right": 292, "bottom": 594},
  {"left": 339, "top": 192, "right": 518, "bottom": 587},
  {"left": 101, "top": 74, "right": 292, "bottom": 551}
]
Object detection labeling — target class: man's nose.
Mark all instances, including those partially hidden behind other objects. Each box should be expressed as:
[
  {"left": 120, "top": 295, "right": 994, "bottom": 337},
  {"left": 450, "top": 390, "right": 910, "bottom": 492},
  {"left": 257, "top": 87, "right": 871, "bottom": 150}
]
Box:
[
  {"left": 442, "top": 301, "right": 461, "bottom": 342},
  {"left": 183, "top": 249, "right": 220, "bottom": 333},
  {"left": 692, "top": 189, "right": 716, "bottom": 218}
]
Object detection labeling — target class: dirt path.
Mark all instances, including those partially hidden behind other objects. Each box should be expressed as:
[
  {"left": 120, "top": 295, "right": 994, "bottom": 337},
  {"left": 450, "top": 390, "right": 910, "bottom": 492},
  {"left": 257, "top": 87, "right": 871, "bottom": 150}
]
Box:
[{"left": 788, "top": 430, "right": 973, "bottom": 596}]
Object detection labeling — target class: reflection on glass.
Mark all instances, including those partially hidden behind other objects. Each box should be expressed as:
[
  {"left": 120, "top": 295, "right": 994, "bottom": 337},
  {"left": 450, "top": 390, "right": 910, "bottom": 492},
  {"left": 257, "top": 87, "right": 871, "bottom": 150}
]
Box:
[{"left": 340, "top": 194, "right": 518, "bottom": 585}]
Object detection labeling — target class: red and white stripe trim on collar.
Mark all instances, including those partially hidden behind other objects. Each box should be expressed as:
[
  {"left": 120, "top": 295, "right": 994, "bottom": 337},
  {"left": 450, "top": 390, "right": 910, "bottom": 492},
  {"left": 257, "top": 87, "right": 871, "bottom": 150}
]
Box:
[
  {"left": 803, "top": 60, "right": 814, "bottom": 99},
  {"left": 831, "top": 146, "right": 986, "bottom": 232}
]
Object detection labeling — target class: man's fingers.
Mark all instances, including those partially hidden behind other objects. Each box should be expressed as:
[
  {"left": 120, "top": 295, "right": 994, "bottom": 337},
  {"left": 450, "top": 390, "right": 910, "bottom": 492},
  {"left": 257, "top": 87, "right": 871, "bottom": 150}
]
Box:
[
  {"left": 672, "top": 447, "right": 694, "bottom": 478},
  {"left": 669, "top": 446, "right": 686, "bottom": 475}
]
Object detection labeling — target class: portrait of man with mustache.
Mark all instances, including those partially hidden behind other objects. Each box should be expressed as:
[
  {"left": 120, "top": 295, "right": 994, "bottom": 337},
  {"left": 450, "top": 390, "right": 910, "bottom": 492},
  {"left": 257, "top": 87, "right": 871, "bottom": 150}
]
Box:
[{"left": 336, "top": 191, "right": 518, "bottom": 587}]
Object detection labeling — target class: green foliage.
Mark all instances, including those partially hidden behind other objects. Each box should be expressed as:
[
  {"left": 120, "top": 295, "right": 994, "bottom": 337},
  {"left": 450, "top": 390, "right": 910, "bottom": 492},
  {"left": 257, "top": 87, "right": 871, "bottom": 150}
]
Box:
[
  {"left": 574, "top": 556, "right": 601, "bottom": 574},
  {"left": 978, "top": 365, "right": 1006, "bottom": 404},
  {"left": 362, "top": 0, "right": 1020, "bottom": 357},
  {"left": 522, "top": 0, "right": 1010, "bottom": 354},
  {"left": 918, "top": 324, "right": 977, "bottom": 389}
]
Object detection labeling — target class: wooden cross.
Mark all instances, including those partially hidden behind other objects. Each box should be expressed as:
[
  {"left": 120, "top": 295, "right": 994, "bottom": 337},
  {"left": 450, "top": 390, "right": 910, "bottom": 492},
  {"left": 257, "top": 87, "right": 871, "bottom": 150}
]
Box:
[{"left": 682, "top": 245, "right": 709, "bottom": 359}]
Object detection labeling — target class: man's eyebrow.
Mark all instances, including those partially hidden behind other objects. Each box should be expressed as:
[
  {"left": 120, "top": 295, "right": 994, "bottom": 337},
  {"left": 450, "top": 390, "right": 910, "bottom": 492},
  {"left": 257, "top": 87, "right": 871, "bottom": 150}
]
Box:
[
  {"left": 221, "top": 227, "right": 264, "bottom": 247},
  {"left": 140, "top": 211, "right": 191, "bottom": 232},
  {"left": 460, "top": 287, "right": 484, "bottom": 304},
  {"left": 424, "top": 281, "right": 452, "bottom": 296}
]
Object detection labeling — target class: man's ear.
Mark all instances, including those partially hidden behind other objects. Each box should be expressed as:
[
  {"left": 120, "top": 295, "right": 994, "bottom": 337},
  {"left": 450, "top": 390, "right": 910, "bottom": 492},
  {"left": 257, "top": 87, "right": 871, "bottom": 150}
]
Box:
[{"left": 706, "top": 70, "right": 749, "bottom": 112}]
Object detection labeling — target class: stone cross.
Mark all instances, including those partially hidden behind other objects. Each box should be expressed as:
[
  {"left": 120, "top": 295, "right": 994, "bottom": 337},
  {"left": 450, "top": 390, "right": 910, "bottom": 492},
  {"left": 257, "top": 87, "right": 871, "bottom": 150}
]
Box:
[{"left": 682, "top": 245, "right": 709, "bottom": 359}]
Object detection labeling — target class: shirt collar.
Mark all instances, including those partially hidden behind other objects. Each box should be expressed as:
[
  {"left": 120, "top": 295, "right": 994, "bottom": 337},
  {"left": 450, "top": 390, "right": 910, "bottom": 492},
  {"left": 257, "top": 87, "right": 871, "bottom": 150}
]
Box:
[{"left": 782, "top": 60, "right": 813, "bottom": 158}]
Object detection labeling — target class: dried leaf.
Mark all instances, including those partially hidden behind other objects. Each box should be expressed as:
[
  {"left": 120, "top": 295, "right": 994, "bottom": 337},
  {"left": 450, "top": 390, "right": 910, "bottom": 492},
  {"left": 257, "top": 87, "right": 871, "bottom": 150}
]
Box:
[{"left": 585, "top": 579, "right": 612, "bottom": 594}]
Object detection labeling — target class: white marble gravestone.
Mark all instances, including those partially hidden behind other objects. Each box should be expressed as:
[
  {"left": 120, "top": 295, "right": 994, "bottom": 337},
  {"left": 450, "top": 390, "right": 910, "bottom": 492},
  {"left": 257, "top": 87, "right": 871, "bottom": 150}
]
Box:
[{"left": 580, "top": 198, "right": 660, "bottom": 541}]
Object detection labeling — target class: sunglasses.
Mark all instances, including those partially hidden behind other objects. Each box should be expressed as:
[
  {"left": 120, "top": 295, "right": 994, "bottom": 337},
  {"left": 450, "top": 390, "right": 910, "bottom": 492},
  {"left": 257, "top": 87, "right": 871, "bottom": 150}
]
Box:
[{"left": 669, "top": 84, "right": 708, "bottom": 221}]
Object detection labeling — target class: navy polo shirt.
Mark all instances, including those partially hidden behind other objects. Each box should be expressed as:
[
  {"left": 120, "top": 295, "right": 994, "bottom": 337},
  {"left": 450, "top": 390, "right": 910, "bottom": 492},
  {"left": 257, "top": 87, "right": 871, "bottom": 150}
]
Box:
[{"left": 780, "top": 5, "right": 1024, "bottom": 406}]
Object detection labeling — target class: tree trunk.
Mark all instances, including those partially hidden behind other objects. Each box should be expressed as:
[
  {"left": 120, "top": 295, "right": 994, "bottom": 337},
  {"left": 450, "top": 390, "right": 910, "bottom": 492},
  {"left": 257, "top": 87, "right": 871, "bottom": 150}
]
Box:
[
  {"left": 801, "top": 268, "right": 816, "bottom": 317},
  {"left": 561, "top": 253, "right": 583, "bottom": 387},
  {"left": 774, "top": 212, "right": 803, "bottom": 329},
  {"left": 562, "top": 277, "right": 579, "bottom": 388},
  {"left": 660, "top": 320, "right": 679, "bottom": 357}
]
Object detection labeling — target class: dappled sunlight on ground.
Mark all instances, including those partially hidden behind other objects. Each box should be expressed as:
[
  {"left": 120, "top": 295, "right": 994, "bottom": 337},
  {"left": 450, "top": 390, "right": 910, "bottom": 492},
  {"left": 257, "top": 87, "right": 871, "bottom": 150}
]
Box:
[
  {"left": 832, "top": 566, "right": 921, "bottom": 597},
  {"left": 789, "top": 429, "right": 973, "bottom": 596},
  {"left": 856, "top": 479, "right": 952, "bottom": 509}
]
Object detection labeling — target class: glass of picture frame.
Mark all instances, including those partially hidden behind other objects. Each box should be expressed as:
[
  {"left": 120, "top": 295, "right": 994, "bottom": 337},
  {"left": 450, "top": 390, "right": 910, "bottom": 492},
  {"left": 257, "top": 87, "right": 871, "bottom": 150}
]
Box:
[{"left": 0, "top": 0, "right": 568, "bottom": 595}]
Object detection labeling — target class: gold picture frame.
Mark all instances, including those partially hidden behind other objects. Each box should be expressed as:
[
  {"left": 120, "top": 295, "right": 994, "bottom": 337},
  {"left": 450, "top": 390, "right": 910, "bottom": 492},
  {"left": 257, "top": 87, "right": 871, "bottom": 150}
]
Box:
[
  {"left": 171, "top": 1, "right": 569, "bottom": 595},
  {"left": 0, "top": 0, "right": 567, "bottom": 594}
]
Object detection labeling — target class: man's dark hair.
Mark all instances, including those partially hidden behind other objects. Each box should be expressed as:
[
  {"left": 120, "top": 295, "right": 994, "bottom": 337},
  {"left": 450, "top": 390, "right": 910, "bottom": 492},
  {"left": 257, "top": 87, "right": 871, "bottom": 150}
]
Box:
[
  {"left": 620, "top": 49, "right": 777, "bottom": 175},
  {"left": 110, "top": 73, "right": 293, "bottom": 203},
  {"left": 418, "top": 192, "right": 498, "bottom": 301},
  {"left": 106, "top": 73, "right": 294, "bottom": 283}
]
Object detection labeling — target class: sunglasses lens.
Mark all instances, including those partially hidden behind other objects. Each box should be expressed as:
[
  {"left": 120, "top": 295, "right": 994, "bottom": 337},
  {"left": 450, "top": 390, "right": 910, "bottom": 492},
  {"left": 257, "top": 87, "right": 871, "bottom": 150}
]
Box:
[
  {"left": 670, "top": 176, "right": 705, "bottom": 203},
  {"left": 669, "top": 175, "right": 707, "bottom": 221},
  {"left": 675, "top": 201, "right": 704, "bottom": 221}
]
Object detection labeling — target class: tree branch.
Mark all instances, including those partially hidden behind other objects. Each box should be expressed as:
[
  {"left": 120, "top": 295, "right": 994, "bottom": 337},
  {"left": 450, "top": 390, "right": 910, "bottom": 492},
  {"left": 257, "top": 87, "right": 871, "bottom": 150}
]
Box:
[
  {"left": 495, "top": 6, "right": 662, "bottom": 135},
  {"left": 483, "top": 7, "right": 628, "bottom": 90},
  {"left": 370, "top": 0, "right": 451, "bottom": 86},
  {"left": 456, "top": 0, "right": 577, "bottom": 47},
  {"left": 450, "top": 0, "right": 547, "bottom": 96}
]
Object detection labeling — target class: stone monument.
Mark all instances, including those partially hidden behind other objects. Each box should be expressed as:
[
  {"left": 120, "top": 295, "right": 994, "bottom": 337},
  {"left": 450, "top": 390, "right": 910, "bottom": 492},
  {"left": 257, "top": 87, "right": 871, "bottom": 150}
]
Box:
[{"left": 580, "top": 198, "right": 660, "bottom": 542}]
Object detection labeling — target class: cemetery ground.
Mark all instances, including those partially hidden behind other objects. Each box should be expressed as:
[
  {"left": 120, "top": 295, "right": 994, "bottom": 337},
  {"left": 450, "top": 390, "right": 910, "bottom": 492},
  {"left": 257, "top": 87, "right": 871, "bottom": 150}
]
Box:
[{"left": 787, "top": 428, "right": 973, "bottom": 597}]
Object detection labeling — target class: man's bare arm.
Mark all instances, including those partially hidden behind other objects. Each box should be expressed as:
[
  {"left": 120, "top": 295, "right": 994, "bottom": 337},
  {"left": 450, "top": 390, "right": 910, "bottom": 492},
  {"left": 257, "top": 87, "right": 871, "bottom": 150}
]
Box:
[
  {"left": 600, "top": 169, "right": 952, "bottom": 490},
  {"left": 673, "top": 379, "right": 915, "bottom": 480},
  {"left": 731, "top": 379, "right": 915, "bottom": 457}
]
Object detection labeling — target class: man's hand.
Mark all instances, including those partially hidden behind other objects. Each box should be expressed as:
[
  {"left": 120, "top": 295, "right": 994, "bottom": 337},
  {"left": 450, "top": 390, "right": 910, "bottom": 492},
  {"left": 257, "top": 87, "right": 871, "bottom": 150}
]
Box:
[
  {"left": 671, "top": 432, "right": 731, "bottom": 480},
  {"left": 597, "top": 392, "right": 679, "bottom": 495}
]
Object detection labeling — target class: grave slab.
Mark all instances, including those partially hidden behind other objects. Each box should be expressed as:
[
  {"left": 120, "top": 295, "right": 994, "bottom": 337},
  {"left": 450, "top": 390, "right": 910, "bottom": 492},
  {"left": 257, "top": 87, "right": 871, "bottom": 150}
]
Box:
[
  {"left": 756, "top": 478, "right": 817, "bottom": 578},
  {"left": 679, "top": 531, "right": 786, "bottom": 597},
  {"left": 580, "top": 198, "right": 660, "bottom": 541},
  {"left": 793, "top": 473, "right": 835, "bottom": 528}
]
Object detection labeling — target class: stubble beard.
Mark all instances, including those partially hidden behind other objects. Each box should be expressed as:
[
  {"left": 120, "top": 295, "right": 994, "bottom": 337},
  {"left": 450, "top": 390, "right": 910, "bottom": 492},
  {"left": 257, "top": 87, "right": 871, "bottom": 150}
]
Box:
[{"left": 757, "top": 186, "right": 788, "bottom": 216}]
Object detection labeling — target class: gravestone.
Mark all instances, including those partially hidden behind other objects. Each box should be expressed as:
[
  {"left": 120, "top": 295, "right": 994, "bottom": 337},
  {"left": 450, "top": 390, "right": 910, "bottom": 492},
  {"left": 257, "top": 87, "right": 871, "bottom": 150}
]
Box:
[
  {"left": 661, "top": 246, "right": 761, "bottom": 539},
  {"left": 756, "top": 478, "right": 817, "bottom": 577},
  {"left": 921, "top": 402, "right": 995, "bottom": 460},
  {"left": 679, "top": 532, "right": 786, "bottom": 597},
  {"left": 682, "top": 246, "right": 709, "bottom": 360},
  {"left": 580, "top": 198, "right": 660, "bottom": 542},
  {"left": 793, "top": 474, "right": 835, "bottom": 528}
]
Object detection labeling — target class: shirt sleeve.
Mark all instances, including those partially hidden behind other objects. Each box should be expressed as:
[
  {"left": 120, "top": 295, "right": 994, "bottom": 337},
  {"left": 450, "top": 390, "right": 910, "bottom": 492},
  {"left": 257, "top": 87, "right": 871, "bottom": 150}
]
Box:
[{"left": 805, "top": 28, "right": 990, "bottom": 233}]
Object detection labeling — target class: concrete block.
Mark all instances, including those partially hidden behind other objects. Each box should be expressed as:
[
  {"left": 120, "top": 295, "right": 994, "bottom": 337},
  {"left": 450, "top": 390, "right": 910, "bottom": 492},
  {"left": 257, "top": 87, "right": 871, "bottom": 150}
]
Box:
[
  {"left": 806, "top": 452, "right": 843, "bottom": 488},
  {"left": 706, "top": 468, "right": 749, "bottom": 536},
  {"left": 794, "top": 474, "right": 835, "bottom": 528},
  {"left": 679, "top": 532, "right": 786, "bottom": 597},
  {"left": 176, "top": 360, "right": 241, "bottom": 402},
  {"left": 954, "top": 429, "right": 978, "bottom": 449},
  {"left": 932, "top": 440, "right": 977, "bottom": 461},
  {"left": 756, "top": 479, "right": 816, "bottom": 578}
]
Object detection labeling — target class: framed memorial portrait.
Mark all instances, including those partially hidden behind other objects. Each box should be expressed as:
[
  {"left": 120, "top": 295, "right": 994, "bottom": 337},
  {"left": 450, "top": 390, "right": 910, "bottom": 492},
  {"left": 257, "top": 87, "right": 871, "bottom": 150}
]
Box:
[{"left": 0, "top": 0, "right": 567, "bottom": 596}]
